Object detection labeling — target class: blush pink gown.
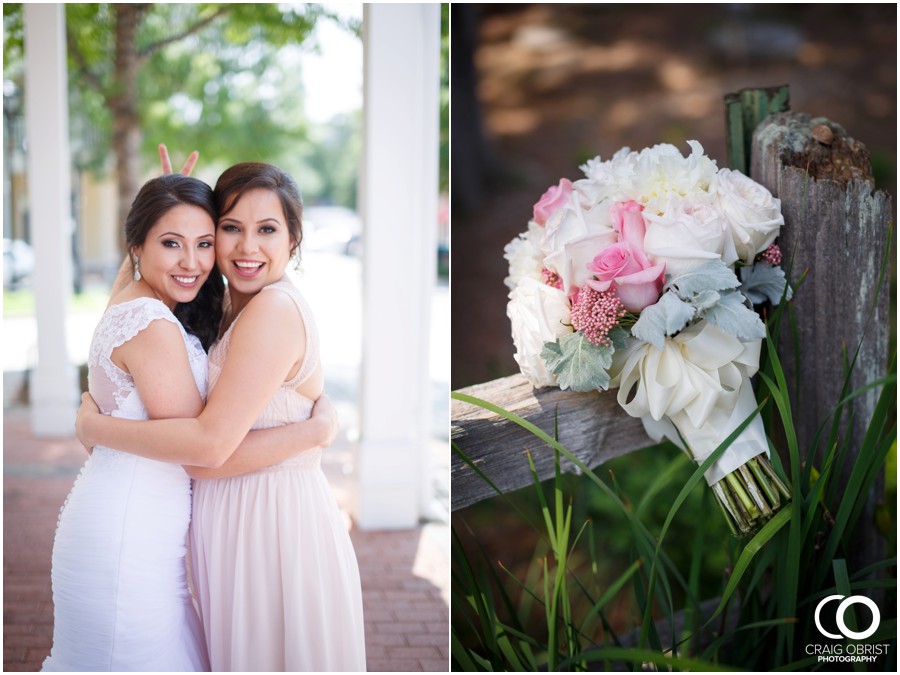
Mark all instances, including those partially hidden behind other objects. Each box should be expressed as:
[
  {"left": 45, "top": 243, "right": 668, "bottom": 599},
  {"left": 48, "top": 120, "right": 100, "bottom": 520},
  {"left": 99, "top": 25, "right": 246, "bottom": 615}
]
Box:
[{"left": 188, "top": 277, "right": 366, "bottom": 671}]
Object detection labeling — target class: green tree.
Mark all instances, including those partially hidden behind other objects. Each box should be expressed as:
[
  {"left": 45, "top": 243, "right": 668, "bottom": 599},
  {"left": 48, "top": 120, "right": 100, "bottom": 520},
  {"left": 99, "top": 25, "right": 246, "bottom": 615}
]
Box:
[{"left": 3, "top": 3, "right": 358, "bottom": 233}]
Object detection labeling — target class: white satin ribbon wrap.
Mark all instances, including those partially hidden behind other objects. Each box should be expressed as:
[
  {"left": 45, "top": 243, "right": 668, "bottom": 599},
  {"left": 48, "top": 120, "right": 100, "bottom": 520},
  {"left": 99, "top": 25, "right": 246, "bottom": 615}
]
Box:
[{"left": 609, "top": 320, "right": 769, "bottom": 485}]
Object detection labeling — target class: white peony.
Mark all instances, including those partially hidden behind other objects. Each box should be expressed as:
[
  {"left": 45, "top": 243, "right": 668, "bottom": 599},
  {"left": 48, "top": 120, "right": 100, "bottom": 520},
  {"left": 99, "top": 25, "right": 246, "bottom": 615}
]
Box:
[
  {"left": 714, "top": 169, "right": 784, "bottom": 264},
  {"left": 578, "top": 147, "right": 640, "bottom": 203},
  {"left": 642, "top": 195, "right": 735, "bottom": 277},
  {"left": 503, "top": 220, "right": 545, "bottom": 292},
  {"left": 507, "top": 277, "right": 572, "bottom": 388},
  {"left": 629, "top": 141, "right": 719, "bottom": 211}
]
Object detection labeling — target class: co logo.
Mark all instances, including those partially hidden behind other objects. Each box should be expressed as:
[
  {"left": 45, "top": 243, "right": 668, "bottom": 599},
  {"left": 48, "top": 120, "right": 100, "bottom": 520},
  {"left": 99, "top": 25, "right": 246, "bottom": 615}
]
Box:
[{"left": 814, "top": 595, "right": 880, "bottom": 640}]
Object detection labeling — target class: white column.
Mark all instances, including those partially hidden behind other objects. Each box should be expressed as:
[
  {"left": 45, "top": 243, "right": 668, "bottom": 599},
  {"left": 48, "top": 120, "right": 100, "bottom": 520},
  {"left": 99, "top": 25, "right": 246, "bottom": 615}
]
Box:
[
  {"left": 24, "top": 4, "right": 78, "bottom": 436},
  {"left": 356, "top": 4, "right": 440, "bottom": 529}
]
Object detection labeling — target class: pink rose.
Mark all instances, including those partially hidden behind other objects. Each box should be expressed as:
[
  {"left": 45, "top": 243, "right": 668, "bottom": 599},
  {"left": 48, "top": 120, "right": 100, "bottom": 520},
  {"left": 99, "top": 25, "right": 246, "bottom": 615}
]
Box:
[
  {"left": 533, "top": 178, "right": 573, "bottom": 226},
  {"left": 611, "top": 200, "right": 647, "bottom": 248},
  {"left": 586, "top": 243, "right": 665, "bottom": 313}
]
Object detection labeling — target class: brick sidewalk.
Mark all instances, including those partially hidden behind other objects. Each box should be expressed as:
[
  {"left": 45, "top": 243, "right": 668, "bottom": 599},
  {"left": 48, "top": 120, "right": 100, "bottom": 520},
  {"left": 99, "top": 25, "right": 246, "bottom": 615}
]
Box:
[{"left": 2, "top": 406, "right": 449, "bottom": 672}]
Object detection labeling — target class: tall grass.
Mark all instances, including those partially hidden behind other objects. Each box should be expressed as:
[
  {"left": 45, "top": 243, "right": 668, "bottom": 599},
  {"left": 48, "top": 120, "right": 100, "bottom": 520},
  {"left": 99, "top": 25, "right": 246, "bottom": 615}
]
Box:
[{"left": 451, "top": 252, "right": 897, "bottom": 670}]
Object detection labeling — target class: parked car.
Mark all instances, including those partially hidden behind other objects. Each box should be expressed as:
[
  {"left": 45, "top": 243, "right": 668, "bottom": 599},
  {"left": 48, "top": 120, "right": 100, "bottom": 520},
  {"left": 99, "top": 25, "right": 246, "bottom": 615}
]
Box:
[
  {"left": 3, "top": 238, "right": 34, "bottom": 289},
  {"left": 302, "top": 205, "right": 362, "bottom": 256}
]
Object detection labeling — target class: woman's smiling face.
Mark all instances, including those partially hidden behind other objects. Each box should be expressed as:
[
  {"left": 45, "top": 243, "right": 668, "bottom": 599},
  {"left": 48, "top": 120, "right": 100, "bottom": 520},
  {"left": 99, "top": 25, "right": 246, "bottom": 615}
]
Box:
[
  {"left": 132, "top": 204, "right": 216, "bottom": 310},
  {"left": 215, "top": 188, "right": 294, "bottom": 298}
]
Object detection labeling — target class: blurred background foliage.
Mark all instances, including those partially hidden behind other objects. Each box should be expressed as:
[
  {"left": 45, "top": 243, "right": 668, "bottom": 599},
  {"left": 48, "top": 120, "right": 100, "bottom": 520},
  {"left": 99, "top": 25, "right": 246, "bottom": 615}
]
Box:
[{"left": 3, "top": 3, "right": 361, "bottom": 209}]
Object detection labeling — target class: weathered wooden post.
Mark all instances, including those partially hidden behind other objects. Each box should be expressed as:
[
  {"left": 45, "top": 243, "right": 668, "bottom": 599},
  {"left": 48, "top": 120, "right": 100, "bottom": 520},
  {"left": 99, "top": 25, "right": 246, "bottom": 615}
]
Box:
[{"left": 751, "top": 112, "right": 893, "bottom": 568}]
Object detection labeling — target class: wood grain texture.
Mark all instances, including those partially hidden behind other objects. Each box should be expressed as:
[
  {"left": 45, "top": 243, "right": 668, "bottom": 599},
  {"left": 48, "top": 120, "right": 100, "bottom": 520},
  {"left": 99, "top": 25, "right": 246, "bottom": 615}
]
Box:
[
  {"left": 751, "top": 111, "right": 892, "bottom": 570},
  {"left": 752, "top": 112, "right": 892, "bottom": 457},
  {"left": 451, "top": 374, "right": 652, "bottom": 511}
]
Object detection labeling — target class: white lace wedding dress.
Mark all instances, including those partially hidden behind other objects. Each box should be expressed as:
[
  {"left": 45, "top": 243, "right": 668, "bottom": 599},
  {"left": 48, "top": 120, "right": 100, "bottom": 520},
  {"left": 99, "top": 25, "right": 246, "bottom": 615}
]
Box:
[{"left": 42, "top": 298, "right": 209, "bottom": 672}]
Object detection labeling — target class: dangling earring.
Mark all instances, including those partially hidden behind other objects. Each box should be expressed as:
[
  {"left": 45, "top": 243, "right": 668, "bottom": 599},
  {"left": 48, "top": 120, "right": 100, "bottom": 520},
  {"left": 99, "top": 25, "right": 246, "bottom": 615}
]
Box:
[{"left": 132, "top": 255, "right": 141, "bottom": 282}]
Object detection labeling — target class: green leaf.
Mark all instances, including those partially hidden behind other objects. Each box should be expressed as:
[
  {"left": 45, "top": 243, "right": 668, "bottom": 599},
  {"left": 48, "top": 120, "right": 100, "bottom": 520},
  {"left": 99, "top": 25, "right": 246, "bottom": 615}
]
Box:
[
  {"left": 688, "top": 289, "right": 722, "bottom": 310},
  {"left": 707, "top": 506, "right": 792, "bottom": 624},
  {"left": 739, "top": 262, "right": 793, "bottom": 305},
  {"left": 541, "top": 332, "right": 614, "bottom": 392},
  {"left": 631, "top": 291, "right": 696, "bottom": 350},
  {"left": 666, "top": 259, "right": 741, "bottom": 296},
  {"left": 607, "top": 325, "right": 630, "bottom": 350},
  {"left": 699, "top": 290, "right": 766, "bottom": 340}
]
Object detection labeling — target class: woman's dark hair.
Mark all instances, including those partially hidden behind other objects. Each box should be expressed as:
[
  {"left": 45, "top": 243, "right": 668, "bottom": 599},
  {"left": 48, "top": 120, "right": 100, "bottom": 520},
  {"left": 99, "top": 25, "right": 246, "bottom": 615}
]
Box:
[
  {"left": 213, "top": 162, "right": 304, "bottom": 261},
  {"left": 125, "top": 173, "right": 224, "bottom": 351}
]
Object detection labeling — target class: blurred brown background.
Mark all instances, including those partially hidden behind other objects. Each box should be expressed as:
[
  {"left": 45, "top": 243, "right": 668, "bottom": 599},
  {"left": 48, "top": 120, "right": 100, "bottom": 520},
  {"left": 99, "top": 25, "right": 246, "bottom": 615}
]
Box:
[{"left": 451, "top": 3, "right": 897, "bottom": 390}]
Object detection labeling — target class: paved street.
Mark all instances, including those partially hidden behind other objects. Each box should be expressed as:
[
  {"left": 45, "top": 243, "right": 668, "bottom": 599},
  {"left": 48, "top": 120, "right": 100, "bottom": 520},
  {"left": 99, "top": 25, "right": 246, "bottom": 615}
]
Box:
[{"left": 3, "top": 251, "right": 450, "bottom": 672}]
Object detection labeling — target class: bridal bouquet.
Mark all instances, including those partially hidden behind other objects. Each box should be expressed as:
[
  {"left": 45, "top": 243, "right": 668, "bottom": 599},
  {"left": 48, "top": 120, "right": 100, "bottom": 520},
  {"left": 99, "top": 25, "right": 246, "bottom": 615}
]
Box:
[{"left": 505, "top": 141, "right": 792, "bottom": 535}]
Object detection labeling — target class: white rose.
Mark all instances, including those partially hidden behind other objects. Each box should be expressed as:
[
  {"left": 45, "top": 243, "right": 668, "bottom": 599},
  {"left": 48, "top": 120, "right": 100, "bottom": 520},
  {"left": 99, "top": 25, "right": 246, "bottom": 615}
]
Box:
[
  {"left": 643, "top": 195, "right": 734, "bottom": 277},
  {"left": 714, "top": 169, "right": 784, "bottom": 264},
  {"left": 503, "top": 220, "right": 544, "bottom": 292},
  {"left": 507, "top": 277, "right": 572, "bottom": 388},
  {"left": 539, "top": 192, "right": 617, "bottom": 293}
]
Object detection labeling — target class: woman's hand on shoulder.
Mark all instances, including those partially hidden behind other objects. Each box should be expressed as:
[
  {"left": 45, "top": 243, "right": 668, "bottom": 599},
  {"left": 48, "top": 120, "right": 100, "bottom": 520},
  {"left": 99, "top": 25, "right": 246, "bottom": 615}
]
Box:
[
  {"left": 311, "top": 393, "right": 340, "bottom": 447},
  {"left": 75, "top": 392, "right": 101, "bottom": 453}
]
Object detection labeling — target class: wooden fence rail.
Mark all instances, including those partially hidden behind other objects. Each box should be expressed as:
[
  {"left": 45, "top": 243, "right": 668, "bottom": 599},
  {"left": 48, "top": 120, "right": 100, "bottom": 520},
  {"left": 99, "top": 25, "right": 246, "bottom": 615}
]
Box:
[
  {"left": 451, "top": 96, "right": 893, "bottom": 525},
  {"left": 451, "top": 374, "right": 649, "bottom": 511}
]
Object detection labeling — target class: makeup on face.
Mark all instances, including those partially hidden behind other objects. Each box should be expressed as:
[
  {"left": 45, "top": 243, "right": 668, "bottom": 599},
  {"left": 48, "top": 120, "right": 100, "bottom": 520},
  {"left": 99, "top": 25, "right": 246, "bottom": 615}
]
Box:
[
  {"left": 133, "top": 204, "right": 217, "bottom": 310},
  {"left": 215, "top": 188, "right": 294, "bottom": 304}
]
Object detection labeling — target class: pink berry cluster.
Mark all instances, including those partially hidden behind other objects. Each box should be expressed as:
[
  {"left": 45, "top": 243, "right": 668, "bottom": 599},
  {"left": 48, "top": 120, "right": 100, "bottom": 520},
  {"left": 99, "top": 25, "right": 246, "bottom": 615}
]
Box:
[
  {"left": 541, "top": 267, "right": 564, "bottom": 290},
  {"left": 570, "top": 285, "right": 626, "bottom": 347},
  {"left": 759, "top": 244, "right": 782, "bottom": 266}
]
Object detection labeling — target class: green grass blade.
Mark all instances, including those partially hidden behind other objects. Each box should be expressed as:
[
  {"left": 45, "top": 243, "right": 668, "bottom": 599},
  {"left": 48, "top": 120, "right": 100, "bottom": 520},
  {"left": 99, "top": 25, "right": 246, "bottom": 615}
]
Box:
[
  {"left": 578, "top": 558, "right": 644, "bottom": 635},
  {"left": 558, "top": 646, "right": 744, "bottom": 671},
  {"left": 706, "top": 507, "right": 792, "bottom": 625}
]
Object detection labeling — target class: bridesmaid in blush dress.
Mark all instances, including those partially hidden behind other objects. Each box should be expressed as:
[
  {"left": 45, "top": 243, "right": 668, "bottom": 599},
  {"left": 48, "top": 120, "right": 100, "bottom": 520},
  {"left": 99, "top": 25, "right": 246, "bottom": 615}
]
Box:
[{"left": 77, "top": 163, "right": 366, "bottom": 671}]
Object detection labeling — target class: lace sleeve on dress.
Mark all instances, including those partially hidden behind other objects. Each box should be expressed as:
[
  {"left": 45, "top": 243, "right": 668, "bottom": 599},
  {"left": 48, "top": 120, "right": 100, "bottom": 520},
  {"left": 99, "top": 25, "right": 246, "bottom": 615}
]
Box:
[{"left": 88, "top": 299, "right": 183, "bottom": 396}]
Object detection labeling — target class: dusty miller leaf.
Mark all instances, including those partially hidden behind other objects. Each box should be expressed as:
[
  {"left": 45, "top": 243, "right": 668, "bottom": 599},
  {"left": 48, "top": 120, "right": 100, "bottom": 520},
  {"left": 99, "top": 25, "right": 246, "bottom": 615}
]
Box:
[
  {"left": 631, "top": 291, "right": 697, "bottom": 351},
  {"left": 698, "top": 291, "right": 765, "bottom": 340},
  {"left": 666, "top": 259, "right": 741, "bottom": 297},
  {"left": 541, "top": 332, "right": 614, "bottom": 392},
  {"left": 739, "top": 263, "right": 793, "bottom": 305},
  {"left": 686, "top": 289, "right": 721, "bottom": 310},
  {"left": 608, "top": 325, "right": 630, "bottom": 351}
]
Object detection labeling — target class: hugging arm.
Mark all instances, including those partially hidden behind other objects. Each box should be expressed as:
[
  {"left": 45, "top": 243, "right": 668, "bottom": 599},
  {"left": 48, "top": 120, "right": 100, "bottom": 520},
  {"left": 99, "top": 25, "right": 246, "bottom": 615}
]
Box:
[
  {"left": 78, "top": 389, "right": 338, "bottom": 476},
  {"left": 183, "top": 393, "right": 337, "bottom": 479},
  {"left": 78, "top": 290, "right": 311, "bottom": 469}
]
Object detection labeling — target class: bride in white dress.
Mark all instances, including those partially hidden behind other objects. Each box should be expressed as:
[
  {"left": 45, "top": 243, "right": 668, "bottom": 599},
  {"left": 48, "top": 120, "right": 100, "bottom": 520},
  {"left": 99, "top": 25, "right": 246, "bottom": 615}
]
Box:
[{"left": 43, "top": 174, "right": 335, "bottom": 672}]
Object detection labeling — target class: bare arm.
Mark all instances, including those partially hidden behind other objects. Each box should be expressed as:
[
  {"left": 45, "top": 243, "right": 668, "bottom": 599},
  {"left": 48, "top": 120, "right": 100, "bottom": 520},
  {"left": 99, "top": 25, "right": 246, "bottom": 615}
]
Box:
[
  {"left": 183, "top": 394, "right": 338, "bottom": 479},
  {"left": 77, "top": 388, "right": 337, "bottom": 475},
  {"left": 108, "top": 317, "right": 213, "bottom": 464},
  {"left": 78, "top": 290, "right": 308, "bottom": 468}
]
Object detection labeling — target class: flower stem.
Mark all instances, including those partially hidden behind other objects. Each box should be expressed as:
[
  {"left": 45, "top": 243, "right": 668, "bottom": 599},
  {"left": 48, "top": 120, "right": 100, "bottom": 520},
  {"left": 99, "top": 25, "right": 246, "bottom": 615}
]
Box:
[
  {"left": 710, "top": 453, "right": 792, "bottom": 536},
  {"left": 747, "top": 456, "right": 780, "bottom": 508}
]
